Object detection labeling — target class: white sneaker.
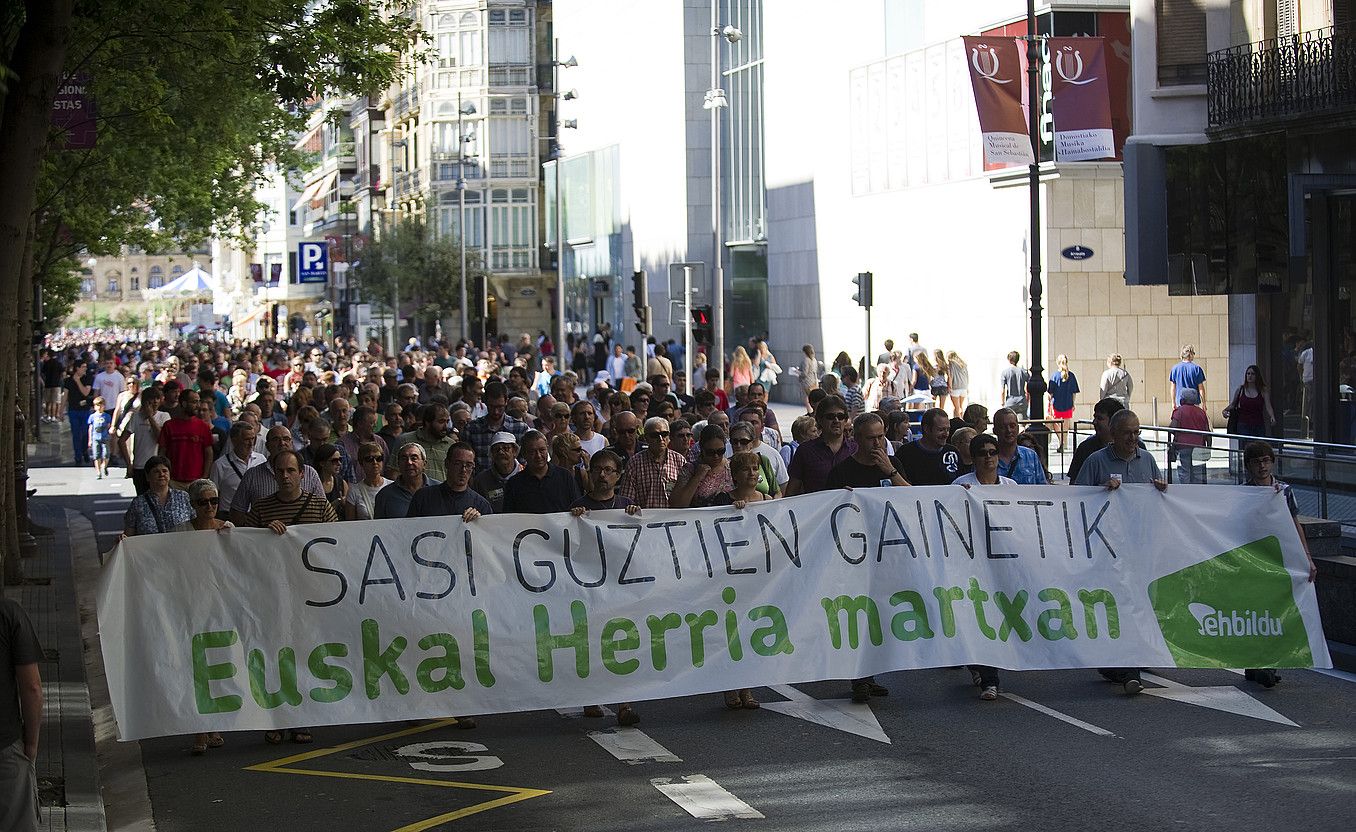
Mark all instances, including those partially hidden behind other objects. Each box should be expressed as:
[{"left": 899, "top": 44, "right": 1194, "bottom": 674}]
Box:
[{"left": 979, "top": 685, "right": 998, "bottom": 701}]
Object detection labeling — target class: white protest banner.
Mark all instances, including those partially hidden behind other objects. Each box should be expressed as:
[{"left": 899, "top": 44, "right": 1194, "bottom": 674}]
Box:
[{"left": 98, "top": 485, "right": 1329, "bottom": 740}]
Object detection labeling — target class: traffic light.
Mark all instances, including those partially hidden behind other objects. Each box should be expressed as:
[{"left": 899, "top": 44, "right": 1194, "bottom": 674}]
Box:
[
  {"left": 852, "top": 271, "right": 873, "bottom": 308},
  {"left": 631, "top": 269, "right": 648, "bottom": 312},
  {"left": 691, "top": 304, "right": 712, "bottom": 346},
  {"left": 632, "top": 269, "right": 651, "bottom": 336}
]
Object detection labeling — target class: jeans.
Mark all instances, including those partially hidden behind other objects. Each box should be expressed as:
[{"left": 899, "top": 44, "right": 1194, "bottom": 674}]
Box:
[
  {"left": 68, "top": 409, "right": 90, "bottom": 464},
  {"left": 1174, "top": 447, "right": 1206, "bottom": 483}
]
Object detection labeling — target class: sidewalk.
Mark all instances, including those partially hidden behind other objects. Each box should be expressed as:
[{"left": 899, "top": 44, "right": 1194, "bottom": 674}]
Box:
[{"left": 7, "top": 419, "right": 106, "bottom": 831}]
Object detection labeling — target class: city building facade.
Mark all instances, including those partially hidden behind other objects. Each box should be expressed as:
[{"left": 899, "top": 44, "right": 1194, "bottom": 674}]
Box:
[
  {"left": 551, "top": 0, "right": 1216, "bottom": 416},
  {"left": 1126, "top": 0, "right": 1354, "bottom": 440}
]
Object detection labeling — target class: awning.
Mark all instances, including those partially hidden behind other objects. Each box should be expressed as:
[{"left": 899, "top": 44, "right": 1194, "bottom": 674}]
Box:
[
  {"left": 236, "top": 305, "right": 267, "bottom": 327},
  {"left": 290, "top": 177, "right": 325, "bottom": 213},
  {"left": 310, "top": 171, "right": 338, "bottom": 208}
]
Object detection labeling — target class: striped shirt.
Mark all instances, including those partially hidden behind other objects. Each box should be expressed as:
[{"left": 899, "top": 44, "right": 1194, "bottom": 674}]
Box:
[{"left": 246, "top": 490, "right": 337, "bottom": 528}]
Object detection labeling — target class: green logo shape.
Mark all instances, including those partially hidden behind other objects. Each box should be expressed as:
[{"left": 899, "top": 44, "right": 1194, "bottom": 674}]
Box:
[{"left": 1148, "top": 535, "right": 1312, "bottom": 668}]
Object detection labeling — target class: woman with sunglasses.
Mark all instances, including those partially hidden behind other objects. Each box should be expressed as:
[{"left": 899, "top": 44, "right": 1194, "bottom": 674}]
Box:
[
  {"left": 953, "top": 433, "right": 1012, "bottom": 702},
  {"left": 344, "top": 441, "right": 391, "bottom": 521},
  {"left": 173, "top": 478, "right": 232, "bottom": 754},
  {"left": 670, "top": 425, "right": 735, "bottom": 508},
  {"left": 310, "top": 443, "right": 349, "bottom": 518}
]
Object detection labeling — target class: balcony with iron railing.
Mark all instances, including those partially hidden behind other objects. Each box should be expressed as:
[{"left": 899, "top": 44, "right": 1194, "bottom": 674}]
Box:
[{"left": 1208, "top": 23, "right": 1356, "bottom": 135}]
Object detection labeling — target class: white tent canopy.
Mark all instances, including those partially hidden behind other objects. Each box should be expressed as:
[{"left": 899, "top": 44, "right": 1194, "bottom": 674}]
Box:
[{"left": 150, "top": 264, "right": 216, "bottom": 299}]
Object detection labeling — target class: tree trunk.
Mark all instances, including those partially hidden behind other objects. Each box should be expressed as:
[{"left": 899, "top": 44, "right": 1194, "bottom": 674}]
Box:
[{"left": 0, "top": 0, "right": 75, "bottom": 584}]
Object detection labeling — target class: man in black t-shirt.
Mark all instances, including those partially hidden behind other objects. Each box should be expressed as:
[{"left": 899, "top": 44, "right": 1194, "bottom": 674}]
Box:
[
  {"left": 408, "top": 442, "right": 494, "bottom": 521},
  {"left": 824, "top": 413, "right": 910, "bottom": 705},
  {"left": 826, "top": 412, "right": 910, "bottom": 490},
  {"left": 895, "top": 408, "right": 961, "bottom": 486},
  {"left": 0, "top": 599, "right": 42, "bottom": 832}
]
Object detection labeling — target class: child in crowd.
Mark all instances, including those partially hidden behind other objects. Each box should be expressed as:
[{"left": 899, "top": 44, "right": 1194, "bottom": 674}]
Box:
[{"left": 88, "top": 396, "right": 112, "bottom": 479}]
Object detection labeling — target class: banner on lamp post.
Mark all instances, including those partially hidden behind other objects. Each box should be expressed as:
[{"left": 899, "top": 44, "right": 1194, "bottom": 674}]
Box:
[
  {"left": 961, "top": 36, "right": 1034, "bottom": 167},
  {"left": 1049, "top": 37, "right": 1116, "bottom": 162}
]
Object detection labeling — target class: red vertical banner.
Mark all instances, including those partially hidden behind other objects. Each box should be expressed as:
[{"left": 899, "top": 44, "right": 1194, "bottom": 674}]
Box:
[
  {"left": 1048, "top": 37, "right": 1115, "bottom": 161},
  {"left": 961, "top": 36, "right": 1034, "bottom": 167}
]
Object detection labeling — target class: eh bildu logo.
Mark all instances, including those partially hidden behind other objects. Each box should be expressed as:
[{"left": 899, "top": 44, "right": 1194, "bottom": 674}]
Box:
[
  {"left": 970, "top": 44, "right": 1014, "bottom": 84},
  {"left": 1148, "top": 536, "right": 1311, "bottom": 668},
  {"left": 1054, "top": 45, "right": 1098, "bottom": 86},
  {"left": 1188, "top": 603, "right": 1285, "bottom": 638}
]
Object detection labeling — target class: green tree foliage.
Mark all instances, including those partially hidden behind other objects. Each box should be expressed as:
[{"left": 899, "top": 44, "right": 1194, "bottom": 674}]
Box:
[{"left": 354, "top": 214, "right": 486, "bottom": 325}]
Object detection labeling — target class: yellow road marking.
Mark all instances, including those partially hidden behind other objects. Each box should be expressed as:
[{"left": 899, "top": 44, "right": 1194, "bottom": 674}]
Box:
[{"left": 245, "top": 720, "right": 551, "bottom": 829}]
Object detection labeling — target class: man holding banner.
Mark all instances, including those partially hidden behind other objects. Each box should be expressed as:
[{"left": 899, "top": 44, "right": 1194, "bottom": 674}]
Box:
[
  {"left": 1074, "top": 409, "right": 1167, "bottom": 694},
  {"left": 826, "top": 412, "right": 911, "bottom": 703}
]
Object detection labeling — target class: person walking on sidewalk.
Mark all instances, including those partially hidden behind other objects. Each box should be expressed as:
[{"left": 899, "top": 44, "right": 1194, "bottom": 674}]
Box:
[
  {"left": 158, "top": 389, "right": 215, "bottom": 489},
  {"left": 65, "top": 359, "right": 95, "bottom": 466},
  {"left": 0, "top": 597, "right": 43, "bottom": 832},
  {"left": 118, "top": 386, "right": 171, "bottom": 495},
  {"left": 88, "top": 397, "right": 113, "bottom": 480}
]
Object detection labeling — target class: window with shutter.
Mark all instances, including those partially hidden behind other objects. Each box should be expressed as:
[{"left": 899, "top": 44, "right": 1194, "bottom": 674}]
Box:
[
  {"left": 1156, "top": 0, "right": 1208, "bottom": 85},
  {"left": 1276, "top": 0, "right": 1297, "bottom": 37}
]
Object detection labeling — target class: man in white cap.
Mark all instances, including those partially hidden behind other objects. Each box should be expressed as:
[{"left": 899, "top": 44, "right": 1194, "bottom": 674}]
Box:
[{"left": 471, "top": 432, "right": 521, "bottom": 513}]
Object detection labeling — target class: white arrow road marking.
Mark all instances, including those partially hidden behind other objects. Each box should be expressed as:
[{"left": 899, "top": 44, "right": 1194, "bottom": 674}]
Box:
[
  {"left": 1000, "top": 693, "right": 1120, "bottom": 738},
  {"left": 651, "top": 775, "right": 764, "bottom": 821},
  {"left": 557, "top": 708, "right": 682, "bottom": 764},
  {"left": 761, "top": 685, "right": 891, "bottom": 744},
  {"left": 1310, "top": 667, "right": 1356, "bottom": 684},
  {"left": 1141, "top": 673, "right": 1299, "bottom": 727}
]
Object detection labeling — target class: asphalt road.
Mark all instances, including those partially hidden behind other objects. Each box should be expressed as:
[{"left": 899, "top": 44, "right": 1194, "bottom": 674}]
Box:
[{"left": 36, "top": 460, "right": 1356, "bottom": 832}]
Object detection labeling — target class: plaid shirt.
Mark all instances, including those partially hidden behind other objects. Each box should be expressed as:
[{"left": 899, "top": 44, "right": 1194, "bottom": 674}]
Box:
[
  {"left": 465, "top": 414, "right": 532, "bottom": 470},
  {"left": 618, "top": 448, "right": 687, "bottom": 508}
]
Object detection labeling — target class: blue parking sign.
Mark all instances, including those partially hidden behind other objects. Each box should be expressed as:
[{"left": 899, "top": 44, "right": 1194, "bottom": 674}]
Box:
[{"left": 298, "top": 242, "right": 329, "bottom": 284}]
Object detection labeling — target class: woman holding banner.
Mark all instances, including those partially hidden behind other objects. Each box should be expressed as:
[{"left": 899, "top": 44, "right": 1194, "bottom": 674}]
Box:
[
  {"left": 173, "top": 479, "right": 232, "bottom": 754},
  {"left": 954, "top": 433, "right": 1014, "bottom": 702},
  {"left": 121, "top": 455, "right": 193, "bottom": 538},
  {"left": 703, "top": 451, "right": 775, "bottom": 710}
]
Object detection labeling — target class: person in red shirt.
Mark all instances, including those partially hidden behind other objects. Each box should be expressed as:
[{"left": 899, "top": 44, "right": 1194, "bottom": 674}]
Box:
[{"left": 158, "top": 389, "right": 215, "bottom": 488}]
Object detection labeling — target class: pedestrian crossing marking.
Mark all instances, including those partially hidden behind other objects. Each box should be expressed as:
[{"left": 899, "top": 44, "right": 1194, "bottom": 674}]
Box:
[{"left": 245, "top": 719, "right": 550, "bottom": 830}]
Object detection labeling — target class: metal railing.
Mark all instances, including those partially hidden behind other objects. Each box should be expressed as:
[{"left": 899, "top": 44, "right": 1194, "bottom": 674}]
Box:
[
  {"left": 1207, "top": 23, "right": 1356, "bottom": 130},
  {"left": 1064, "top": 419, "right": 1356, "bottom": 526}
]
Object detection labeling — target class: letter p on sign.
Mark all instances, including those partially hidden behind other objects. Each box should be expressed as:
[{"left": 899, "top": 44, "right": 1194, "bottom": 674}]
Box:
[{"left": 298, "top": 242, "right": 329, "bottom": 284}]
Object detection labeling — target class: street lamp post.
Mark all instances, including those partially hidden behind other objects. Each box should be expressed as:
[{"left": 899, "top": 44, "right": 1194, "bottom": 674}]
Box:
[
  {"left": 706, "top": 12, "right": 741, "bottom": 389},
  {"left": 457, "top": 92, "right": 477, "bottom": 346},
  {"left": 1023, "top": 0, "right": 1047, "bottom": 419},
  {"left": 552, "top": 42, "right": 578, "bottom": 359}
]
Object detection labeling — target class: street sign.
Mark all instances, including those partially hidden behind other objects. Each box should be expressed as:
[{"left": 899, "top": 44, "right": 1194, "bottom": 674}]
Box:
[
  {"left": 1061, "top": 245, "right": 1095, "bottom": 261},
  {"left": 298, "top": 242, "right": 329, "bottom": 284},
  {"left": 667, "top": 262, "right": 706, "bottom": 300}
]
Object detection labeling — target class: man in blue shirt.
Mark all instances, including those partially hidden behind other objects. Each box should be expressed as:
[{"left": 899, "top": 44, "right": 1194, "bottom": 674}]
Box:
[
  {"left": 1169, "top": 343, "right": 1206, "bottom": 406},
  {"left": 993, "top": 408, "right": 1047, "bottom": 484}
]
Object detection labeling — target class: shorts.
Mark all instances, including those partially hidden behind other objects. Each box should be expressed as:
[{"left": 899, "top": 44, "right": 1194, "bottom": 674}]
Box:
[
  {"left": 91, "top": 439, "right": 109, "bottom": 461},
  {"left": 1052, "top": 407, "right": 1074, "bottom": 420},
  {"left": 42, "top": 388, "right": 60, "bottom": 406},
  {"left": 0, "top": 738, "right": 40, "bottom": 832},
  {"left": 950, "top": 389, "right": 968, "bottom": 398}
]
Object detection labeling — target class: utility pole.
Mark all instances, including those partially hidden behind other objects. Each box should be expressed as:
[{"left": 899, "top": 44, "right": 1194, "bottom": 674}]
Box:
[{"left": 1024, "top": 0, "right": 1047, "bottom": 420}]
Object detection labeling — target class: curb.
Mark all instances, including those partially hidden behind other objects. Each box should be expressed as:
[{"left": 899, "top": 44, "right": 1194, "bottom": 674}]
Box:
[{"left": 66, "top": 509, "right": 157, "bottom": 832}]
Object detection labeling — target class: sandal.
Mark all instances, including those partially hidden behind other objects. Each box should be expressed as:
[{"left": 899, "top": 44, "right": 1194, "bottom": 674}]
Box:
[
  {"left": 290, "top": 730, "right": 313, "bottom": 744},
  {"left": 724, "top": 690, "right": 742, "bottom": 710},
  {"left": 739, "top": 689, "right": 760, "bottom": 709},
  {"left": 264, "top": 730, "right": 285, "bottom": 745},
  {"left": 582, "top": 705, "right": 606, "bottom": 718},
  {"left": 191, "top": 734, "right": 208, "bottom": 755},
  {"left": 616, "top": 704, "right": 640, "bottom": 726},
  {"left": 206, "top": 732, "right": 225, "bottom": 748}
]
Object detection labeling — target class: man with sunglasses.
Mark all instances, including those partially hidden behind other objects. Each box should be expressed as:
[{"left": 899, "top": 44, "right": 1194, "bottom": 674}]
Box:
[
  {"left": 602, "top": 410, "right": 642, "bottom": 468},
  {"left": 784, "top": 395, "right": 857, "bottom": 496},
  {"left": 618, "top": 417, "right": 686, "bottom": 509}
]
